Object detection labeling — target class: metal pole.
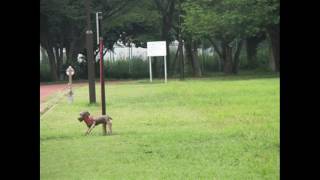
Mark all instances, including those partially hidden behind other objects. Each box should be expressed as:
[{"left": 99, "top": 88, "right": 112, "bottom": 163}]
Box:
[
  {"left": 149, "top": 56, "right": 152, "bottom": 82},
  {"left": 164, "top": 56, "right": 167, "bottom": 83},
  {"left": 97, "top": 12, "right": 106, "bottom": 115},
  {"left": 100, "top": 37, "right": 106, "bottom": 115}
]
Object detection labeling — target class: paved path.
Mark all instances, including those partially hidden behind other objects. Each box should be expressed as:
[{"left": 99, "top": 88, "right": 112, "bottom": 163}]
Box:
[
  {"left": 40, "top": 84, "right": 67, "bottom": 103},
  {"left": 40, "top": 80, "right": 131, "bottom": 113},
  {"left": 40, "top": 82, "right": 86, "bottom": 113}
]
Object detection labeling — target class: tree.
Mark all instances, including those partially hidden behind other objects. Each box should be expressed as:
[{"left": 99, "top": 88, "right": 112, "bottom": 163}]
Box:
[
  {"left": 40, "top": 0, "right": 140, "bottom": 81},
  {"left": 40, "top": 12, "right": 58, "bottom": 81},
  {"left": 182, "top": 0, "right": 246, "bottom": 74},
  {"left": 101, "top": 0, "right": 167, "bottom": 77},
  {"left": 182, "top": 0, "right": 279, "bottom": 74},
  {"left": 152, "top": 0, "right": 177, "bottom": 75},
  {"left": 240, "top": 0, "right": 279, "bottom": 71},
  {"left": 41, "top": 0, "right": 84, "bottom": 80},
  {"left": 184, "top": 35, "right": 202, "bottom": 76},
  {"left": 246, "top": 32, "right": 266, "bottom": 69}
]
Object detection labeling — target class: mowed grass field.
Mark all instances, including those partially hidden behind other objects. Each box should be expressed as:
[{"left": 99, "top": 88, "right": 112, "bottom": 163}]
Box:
[{"left": 40, "top": 75, "right": 279, "bottom": 180}]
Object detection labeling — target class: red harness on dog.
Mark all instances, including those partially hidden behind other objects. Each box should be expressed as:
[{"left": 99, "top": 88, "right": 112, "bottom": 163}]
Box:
[{"left": 83, "top": 116, "right": 95, "bottom": 127}]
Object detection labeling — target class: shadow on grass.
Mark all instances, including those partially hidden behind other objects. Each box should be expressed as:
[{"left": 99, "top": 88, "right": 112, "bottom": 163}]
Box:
[
  {"left": 135, "top": 79, "right": 167, "bottom": 85},
  {"left": 40, "top": 135, "right": 78, "bottom": 141},
  {"left": 41, "top": 132, "right": 121, "bottom": 141},
  {"left": 86, "top": 103, "right": 100, "bottom": 107},
  {"left": 130, "top": 72, "right": 279, "bottom": 84},
  {"left": 194, "top": 74, "right": 279, "bottom": 82}
]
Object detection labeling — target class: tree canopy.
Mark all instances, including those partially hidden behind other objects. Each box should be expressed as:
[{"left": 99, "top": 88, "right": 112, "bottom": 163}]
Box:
[{"left": 40, "top": 0, "right": 279, "bottom": 81}]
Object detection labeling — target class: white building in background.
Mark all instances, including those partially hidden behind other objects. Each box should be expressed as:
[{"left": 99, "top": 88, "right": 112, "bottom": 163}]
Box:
[{"left": 92, "top": 40, "right": 214, "bottom": 62}]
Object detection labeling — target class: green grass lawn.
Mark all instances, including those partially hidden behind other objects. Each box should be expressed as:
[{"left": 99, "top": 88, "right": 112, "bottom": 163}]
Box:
[{"left": 40, "top": 75, "right": 279, "bottom": 180}]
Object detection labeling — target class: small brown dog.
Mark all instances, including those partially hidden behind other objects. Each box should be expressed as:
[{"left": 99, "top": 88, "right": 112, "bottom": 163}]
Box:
[{"left": 78, "top": 111, "right": 112, "bottom": 135}]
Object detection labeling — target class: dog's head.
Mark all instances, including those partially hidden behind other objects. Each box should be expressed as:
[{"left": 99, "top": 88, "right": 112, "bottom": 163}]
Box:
[{"left": 78, "top": 111, "right": 90, "bottom": 122}]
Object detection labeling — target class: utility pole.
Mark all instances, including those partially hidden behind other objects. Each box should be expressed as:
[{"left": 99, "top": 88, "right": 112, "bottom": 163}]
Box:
[{"left": 85, "top": 0, "right": 96, "bottom": 103}]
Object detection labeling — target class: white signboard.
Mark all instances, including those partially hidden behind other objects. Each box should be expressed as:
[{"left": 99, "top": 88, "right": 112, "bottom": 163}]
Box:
[{"left": 147, "top": 41, "right": 166, "bottom": 57}]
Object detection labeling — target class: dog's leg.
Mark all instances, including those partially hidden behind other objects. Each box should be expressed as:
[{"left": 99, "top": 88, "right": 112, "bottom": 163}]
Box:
[
  {"left": 85, "top": 122, "right": 96, "bottom": 135},
  {"left": 102, "top": 123, "right": 107, "bottom": 136},
  {"left": 108, "top": 121, "right": 112, "bottom": 135}
]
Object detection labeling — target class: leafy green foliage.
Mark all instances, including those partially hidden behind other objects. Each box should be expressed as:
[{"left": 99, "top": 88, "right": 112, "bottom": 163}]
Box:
[
  {"left": 182, "top": 0, "right": 279, "bottom": 40},
  {"left": 104, "top": 0, "right": 162, "bottom": 48}
]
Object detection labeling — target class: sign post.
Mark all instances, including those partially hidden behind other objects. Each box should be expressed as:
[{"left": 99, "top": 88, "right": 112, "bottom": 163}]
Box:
[
  {"left": 149, "top": 56, "right": 152, "bottom": 82},
  {"left": 147, "top": 41, "right": 167, "bottom": 83},
  {"left": 66, "top": 66, "right": 75, "bottom": 103}
]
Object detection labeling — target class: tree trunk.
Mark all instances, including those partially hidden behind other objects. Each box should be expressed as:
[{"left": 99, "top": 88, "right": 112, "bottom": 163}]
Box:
[
  {"left": 210, "top": 46, "right": 223, "bottom": 72},
  {"left": 171, "top": 44, "right": 179, "bottom": 76},
  {"left": 161, "top": 16, "right": 169, "bottom": 68},
  {"left": 40, "top": 46, "right": 48, "bottom": 64},
  {"left": 269, "top": 44, "right": 276, "bottom": 71},
  {"left": 207, "top": 38, "right": 224, "bottom": 72},
  {"left": 166, "top": 41, "right": 170, "bottom": 75},
  {"left": 246, "top": 33, "right": 266, "bottom": 69},
  {"left": 65, "top": 44, "right": 70, "bottom": 63},
  {"left": 54, "top": 47, "right": 59, "bottom": 79},
  {"left": 246, "top": 37, "right": 258, "bottom": 69},
  {"left": 57, "top": 47, "right": 64, "bottom": 80},
  {"left": 185, "top": 39, "right": 202, "bottom": 77},
  {"left": 185, "top": 39, "right": 192, "bottom": 74},
  {"left": 54, "top": 47, "right": 62, "bottom": 80},
  {"left": 191, "top": 41, "right": 202, "bottom": 77},
  {"left": 157, "top": 0, "right": 176, "bottom": 76},
  {"left": 68, "top": 40, "right": 76, "bottom": 64},
  {"left": 267, "top": 24, "right": 280, "bottom": 72},
  {"left": 222, "top": 42, "right": 233, "bottom": 74},
  {"left": 46, "top": 46, "right": 58, "bottom": 81},
  {"left": 232, "top": 40, "right": 243, "bottom": 74},
  {"left": 179, "top": 40, "right": 184, "bottom": 80}
]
